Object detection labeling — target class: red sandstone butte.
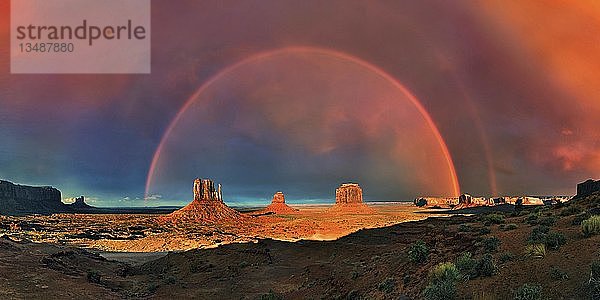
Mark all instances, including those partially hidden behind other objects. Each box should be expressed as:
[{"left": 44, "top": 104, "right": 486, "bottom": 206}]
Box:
[
  {"left": 330, "top": 183, "right": 375, "bottom": 214},
  {"left": 262, "top": 192, "right": 298, "bottom": 214},
  {"left": 162, "top": 178, "right": 242, "bottom": 223}
]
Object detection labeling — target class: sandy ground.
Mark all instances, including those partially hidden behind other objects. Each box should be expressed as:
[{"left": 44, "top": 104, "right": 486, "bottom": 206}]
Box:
[{"left": 0, "top": 202, "right": 445, "bottom": 252}]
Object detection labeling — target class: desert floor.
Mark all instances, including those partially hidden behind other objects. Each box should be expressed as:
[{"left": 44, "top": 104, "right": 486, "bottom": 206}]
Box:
[
  {"left": 0, "top": 202, "right": 444, "bottom": 252},
  {"left": 0, "top": 199, "right": 598, "bottom": 299}
]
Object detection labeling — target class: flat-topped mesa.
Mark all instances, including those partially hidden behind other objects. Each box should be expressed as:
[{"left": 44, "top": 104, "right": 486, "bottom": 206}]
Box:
[
  {"left": 331, "top": 183, "right": 375, "bottom": 214},
  {"left": 0, "top": 180, "right": 69, "bottom": 215},
  {"left": 335, "top": 183, "right": 363, "bottom": 205},
  {"left": 163, "top": 178, "right": 241, "bottom": 223},
  {"left": 193, "top": 178, "right": 222, "bottom": 202},
  {"left": 577, "top": 179, "right": 600, "bottom": 198}
]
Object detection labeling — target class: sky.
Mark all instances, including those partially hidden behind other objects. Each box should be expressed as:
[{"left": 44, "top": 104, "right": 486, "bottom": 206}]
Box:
[{"left": 1, "top": 1, "right": 599, "bottom": 206}]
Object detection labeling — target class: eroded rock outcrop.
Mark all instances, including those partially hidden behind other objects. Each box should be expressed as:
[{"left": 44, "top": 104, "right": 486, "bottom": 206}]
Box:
[
  {"left": 68, "top": 196, "right": 93, "bottom": 210},
  {"left": 330, "top": 183, "right": 374, "bottom": 213},
  {"left": 0, "top": 180, "right": 69, "bottom": 215},
  {"left": 262, "top": 192, "right": 298, "bottom": 214},
  {"left": 163, "top": 178, "right": 241, "bottom": 223}
]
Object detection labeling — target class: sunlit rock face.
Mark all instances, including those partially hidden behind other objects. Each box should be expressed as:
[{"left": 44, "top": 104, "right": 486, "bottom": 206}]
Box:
[
  {"left": 331, "top": 183, "right": 374, "bottom": 214},
  {"left": 272, "top": 192, "right": 285, "bottom": 204},
  {"left": 262, "top": 191, "right": 297, "bottom": 214},
  {"left": 193, "top": 178, "right": 222, "bottom": 202},
  {"left": 335, "top": 183, "right": 363, "bottom": 205},
  {"left": 163, "top": 178, "right": 241, "bottom": 223}
]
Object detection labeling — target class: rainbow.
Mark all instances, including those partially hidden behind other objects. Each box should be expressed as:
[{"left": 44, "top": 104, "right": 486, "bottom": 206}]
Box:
[{"left": 145, "top": 46, "right": 461, "bottom": 199}]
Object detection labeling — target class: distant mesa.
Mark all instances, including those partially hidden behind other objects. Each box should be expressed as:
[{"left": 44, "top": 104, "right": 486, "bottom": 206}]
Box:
[
  {"left": 415, "top": 192, "right": 566, "bottom": 209},
  {"left": 0, "top": 180, "right": 70, "bottom": 215},
  {"left": 577, "top": 179, "right": 600, "bottom": 198},
  {"left": 162, "top": 178, "right": 242, "bottom": 223},
  {"left": 330, "top": 183, "right": 375, "bottom": 214},
  {"left": 261, "top": 192, "right": 298, "bottom": 214}
]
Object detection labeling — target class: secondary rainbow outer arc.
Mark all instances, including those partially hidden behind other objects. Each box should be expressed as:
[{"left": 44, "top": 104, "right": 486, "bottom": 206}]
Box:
[{"left": 144, "top": 46, "right": 461, "bottom": 199}]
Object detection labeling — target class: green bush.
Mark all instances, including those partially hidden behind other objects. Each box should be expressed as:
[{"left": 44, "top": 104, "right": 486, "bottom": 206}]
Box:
[
  {"left": 550, "top": 266, "right": 568, "bottom": 280},
  {"left": 499, "top": 252, "right": 515, "bottom": 263},
  {"left": 592, "top": 260, "right": 600, "bottom": 279},
  {"left": 479, "top": 227, "right": 491, "bottom": 235},
  {"left": 544, "top": 232, "right": 566, "bottom": 250},
  {"left": 424, "top": 262, "right": 461, "bottom": 300},
  {"left": 538, "top": 216, "right": 558, "bottom": 227},
  {"left": 378, "top": 277, "right": 396, "bottom": 294},
  {"left": 528, "top": 225, "right": 550, "bottom": 243},
  {"left": 513, "top": 283, "right": 543, "bottom": 300},
  {"left": 259, "top": 290, "right": 283, "bottom": 300},
  {"left": 408, "top": 240, "right": 429, "bottom": 264},
  {"left": 476, "top": 254, "right": 497, "bottom": 277},
  {"left": 87, "top": 270, "right": 101, "bottom": 283},
  {"left": 560, "top": 206, "right": 581, "bottom": 216},
  {"left": 572, "top": 212, "right": 591, "bottom": 225},
  {"left": 423, "top": 278, "right": 457, "bottom": 300},
  {"left": 582, "top": 215, "right": 600, "bottom": 237},
  {"left": 591, "top": 261, "right": 600, "bottom": 299},
  {"left": 526, "top": 213, "right": 539, "bottom": 225},
  {"left": 524, "top": 244, "right": 546, "bottom": 258},
  {"left": 482, "top": 213, "right": 505, "bottom": 224},
  {"left": 429, "top": 262, "right": 461, "bottom": 283},
  {"left": 482, "top": 236, "right": 501, "bottom": 252},
  {"left": 458, "top": 224, "right": 472, "bottom": 232},
  {"left": 504, "top": 223, "right": 518, "bottom": 231},
  {"left": 455, "top": 252, "right": 477, "bottom": 280}
]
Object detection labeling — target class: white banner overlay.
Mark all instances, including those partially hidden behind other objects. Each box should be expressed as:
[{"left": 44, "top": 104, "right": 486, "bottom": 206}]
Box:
[{"left": 11, "top": 0, "right": 151, "bottom": 74}]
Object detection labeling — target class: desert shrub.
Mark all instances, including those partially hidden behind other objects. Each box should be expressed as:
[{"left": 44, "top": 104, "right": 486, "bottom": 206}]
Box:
[
  {"left": 482, "top": 236, "right": 501, "bottom": 252},
  {"left": 429, "top": 262, "right": 461, "bottom": 284},
  {"left": 504, "top": 223, "right": 518, "bottom": 231},
  {"left": 163, "top": 275, "right": 177, "bottom": 284},
  {"left": 513, "top": 283, "right": 543, "bottom": 300},
  {"left": 87, "top": 270, "right": 101, "bottom": 283},
  {"left": 499, "top": 252, "right": 515, "bottom": 263},
  {"left": 408, "top": 240, "right": 429, "bottom": 264},
  {"left": 458, "top": 224, "right": 472, "bottom": 232},
  {"left": 378, "top": 277, "right": 396, "bottom": 294},
  {"left": 572, "top": 212, "right": 591, "bottom": 225},
  {"left": 472, "top": 291, "right": 498, "bottom": 300},
  {"left": 550, "top": 266, "right": 568, "bottom": 280},
  {"left": 346, "top": 290, "right": 361, "bottom": 300},
  {"left": 591, "top": 261, "right": 600, "bottom": 299},
  {"left": 592, "top": 260, "right": 600, "bottom": 281},
  {"left": 527, "top": 225, "right": 550, "bottom": 243},
  {"left": 476, "top": 254, "right": 497, "bottom": 277},
  {"left": 526, "top": 213, "right": 539, "bottom": 225},
  {"left": 479, "top": 227, "right": 491, "bottom": 235},
  {"left": 524, "top": 244, "right": 546, "bottom": 258},
  {"left": 560, "top": 206, "right": 581, "bottom": 216},
  {"left": 544, "top": 232, "right": 566, "bottom": 250},
  {"left": 538, "top": 216, "right": 558, "bottom": 227},
  {"left": 259, "top": 290, "right": 283, "bottom": 300},
  {"left": 423, "top": 278, "right": 457, "bottom": 300},
  {"left": 455, "top": 252, "right": 477, "bottom": 280},
  {"left": 482, "top": 213, "right": 505, "bottom": 224},
  {"left": 423, "top": 262, "right": 461, "bottom": 300},
  {"left": 582, "top": 215, "right": 600, "bottom": 237}
]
